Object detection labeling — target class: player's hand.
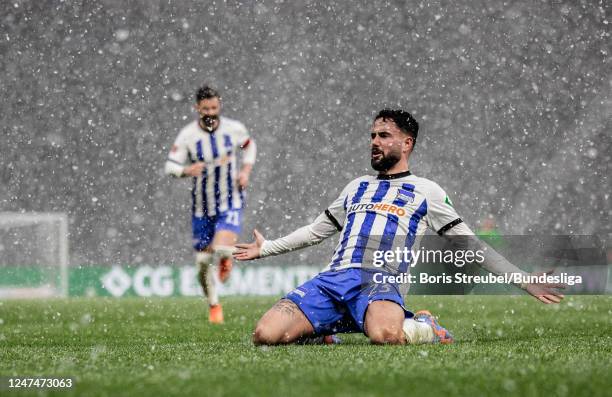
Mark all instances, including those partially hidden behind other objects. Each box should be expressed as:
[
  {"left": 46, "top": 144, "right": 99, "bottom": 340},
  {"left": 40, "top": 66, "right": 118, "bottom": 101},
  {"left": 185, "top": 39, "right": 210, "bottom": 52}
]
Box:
[
  {"left": 238, "top": 170, "right": 250, "bottom": 190},
  {"left": 183, "top": 162, "right": 206, "bottom": 177},
  {"left": 522, "top": 270, "right": 566, "bottom": 304},
  {"left": 234, "top": 229, "right": 265, "bottom": 261}
]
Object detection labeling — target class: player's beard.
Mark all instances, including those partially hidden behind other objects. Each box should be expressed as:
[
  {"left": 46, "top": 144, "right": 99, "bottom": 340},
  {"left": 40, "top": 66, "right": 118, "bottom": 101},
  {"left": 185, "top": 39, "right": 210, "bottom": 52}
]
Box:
[
  {"left": 371, "top": 148, "right": 401, "bottom": 172},
  {"left": 201, "top": 115, "right": 219, "bottom": 132}
]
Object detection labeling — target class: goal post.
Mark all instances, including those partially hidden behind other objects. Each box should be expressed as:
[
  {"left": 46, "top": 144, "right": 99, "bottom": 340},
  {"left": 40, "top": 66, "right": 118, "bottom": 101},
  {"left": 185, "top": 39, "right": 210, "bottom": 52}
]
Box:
[{"left": 0, "top": 212, "right": 69, "bottom": 298}]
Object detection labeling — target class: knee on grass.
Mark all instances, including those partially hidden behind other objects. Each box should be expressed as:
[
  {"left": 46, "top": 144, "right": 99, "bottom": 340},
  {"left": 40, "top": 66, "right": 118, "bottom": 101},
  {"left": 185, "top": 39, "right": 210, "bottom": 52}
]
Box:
[
  {"left": 252, "top": 324, "right": 291, "bottom": 345},
  {"left": 368, "top": 325, "right": 405, "bottom": 345}
]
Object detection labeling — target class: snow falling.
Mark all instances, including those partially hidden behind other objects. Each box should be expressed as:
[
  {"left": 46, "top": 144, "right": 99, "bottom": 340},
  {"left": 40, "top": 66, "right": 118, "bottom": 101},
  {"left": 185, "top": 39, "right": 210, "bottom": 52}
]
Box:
[{"left": 1, "top": 0, "right": 610, "bottom": 267}]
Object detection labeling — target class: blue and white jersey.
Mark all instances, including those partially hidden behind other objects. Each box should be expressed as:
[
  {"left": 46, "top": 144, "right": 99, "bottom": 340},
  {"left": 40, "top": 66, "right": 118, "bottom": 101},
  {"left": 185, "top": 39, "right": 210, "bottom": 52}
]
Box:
[
  {"left": 167, "top": 116, "right": 252, "bottom": 217},
  {"left": 321, "top": 171, "right": 462, "bottom": 273}
]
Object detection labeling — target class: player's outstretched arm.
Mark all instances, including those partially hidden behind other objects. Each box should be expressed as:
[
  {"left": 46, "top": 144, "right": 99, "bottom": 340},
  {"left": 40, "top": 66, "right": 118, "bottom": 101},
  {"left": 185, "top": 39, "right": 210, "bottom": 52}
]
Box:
[
  {"left": 428, "top": 183, "right": 565, "bottom": 304},
  {"left": 234, "top": 211, "right": 340, "bottom": 261},
  {"left": 443, "top": 223, "right": 565, "bottom": 304}
]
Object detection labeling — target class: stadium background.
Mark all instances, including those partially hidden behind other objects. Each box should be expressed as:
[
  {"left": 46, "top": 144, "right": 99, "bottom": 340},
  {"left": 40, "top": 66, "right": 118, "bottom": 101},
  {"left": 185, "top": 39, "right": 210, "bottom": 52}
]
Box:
[{"left": 1, "top": 0, "right": 610, "bottom": 272}]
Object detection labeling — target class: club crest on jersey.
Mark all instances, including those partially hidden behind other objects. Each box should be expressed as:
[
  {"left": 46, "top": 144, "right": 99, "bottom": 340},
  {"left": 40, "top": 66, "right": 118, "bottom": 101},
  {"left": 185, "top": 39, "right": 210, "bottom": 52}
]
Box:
[{"left": 395, "top": 189, "right": 415, "bottom": 204}]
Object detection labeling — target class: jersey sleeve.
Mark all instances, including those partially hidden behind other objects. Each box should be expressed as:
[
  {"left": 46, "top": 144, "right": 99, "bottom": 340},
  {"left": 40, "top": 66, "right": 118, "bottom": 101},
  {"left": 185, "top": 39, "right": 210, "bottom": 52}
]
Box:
[
  {"left": 169, "top": 130, "right": 189, "bottom": 164},
  {"left": 234, "top": 122, "right": 256, "bottom": 164},
  {"left": 425, "top": 182, "right": 463, "bottom": 235},
  {"left": 260, "top": 212, "right": 337, "bottom": 257},
  {"left": 324, "top": 179, "right": 358, "bottom": 232},
  {"left": 233, "top": 122, "right": 250, "bottom": 147},
  {"left": 164, "top": 130, "right": 190, "bottom": 177}
]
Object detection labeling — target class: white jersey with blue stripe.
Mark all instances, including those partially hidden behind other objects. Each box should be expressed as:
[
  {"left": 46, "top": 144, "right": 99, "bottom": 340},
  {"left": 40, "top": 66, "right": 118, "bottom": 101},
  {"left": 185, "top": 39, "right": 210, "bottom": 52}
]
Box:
[
  {"left": 322, "top": 171, "right": 462, "bottom": 273},
  {"left": 167, "top": 116, "right": 251, "bottom": 217}
]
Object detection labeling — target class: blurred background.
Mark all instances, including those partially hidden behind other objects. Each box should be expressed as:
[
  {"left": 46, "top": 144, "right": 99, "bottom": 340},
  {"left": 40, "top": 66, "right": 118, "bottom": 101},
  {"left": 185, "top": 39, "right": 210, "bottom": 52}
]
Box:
[{"left": 1, "top": 0, "right": 610, "bottom": 269}]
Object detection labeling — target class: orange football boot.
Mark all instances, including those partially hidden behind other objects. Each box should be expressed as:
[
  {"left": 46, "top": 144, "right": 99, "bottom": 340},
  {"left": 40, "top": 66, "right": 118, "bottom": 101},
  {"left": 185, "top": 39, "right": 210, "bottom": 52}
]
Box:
[
  {"left": 209, "top": 304, "right": 224, "bottom": 324},
  {"left": 414, "top": 310, "right": 454, "bottom": 344}
]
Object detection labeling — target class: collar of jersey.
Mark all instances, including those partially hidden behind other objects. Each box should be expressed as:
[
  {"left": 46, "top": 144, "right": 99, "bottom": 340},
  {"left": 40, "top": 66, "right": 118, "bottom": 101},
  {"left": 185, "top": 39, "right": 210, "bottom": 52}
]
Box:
[{"left": 377, "top": 170, "right": 412, "bottom": 180}]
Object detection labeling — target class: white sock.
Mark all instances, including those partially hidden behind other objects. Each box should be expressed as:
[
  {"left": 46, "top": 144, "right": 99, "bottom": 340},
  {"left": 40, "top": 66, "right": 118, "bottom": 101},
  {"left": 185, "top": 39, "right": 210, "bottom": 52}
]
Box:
[
  {"left": 196, "top": 252, "right": 219, "bottom": 306},
  {"left": 213, "top": 245, "right": 235, "bottom": 263},
  {"left": 403, "top": 318, "right": 435, "bottom": 344}
]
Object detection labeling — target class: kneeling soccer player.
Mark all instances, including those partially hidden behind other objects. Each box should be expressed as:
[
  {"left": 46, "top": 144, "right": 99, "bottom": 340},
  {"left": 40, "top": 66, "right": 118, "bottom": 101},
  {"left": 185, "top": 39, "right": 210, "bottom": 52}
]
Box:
[{"left": 234, "top": 109, "right": 564, "bottom": 345}]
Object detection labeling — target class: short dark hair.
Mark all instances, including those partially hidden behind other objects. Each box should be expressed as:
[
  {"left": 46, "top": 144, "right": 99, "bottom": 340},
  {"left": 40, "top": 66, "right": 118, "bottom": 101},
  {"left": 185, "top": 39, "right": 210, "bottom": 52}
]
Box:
[
  {"left": 195, "top": 85, "right": 220, "bottom": 102},
  {"left": 375, "top": 109, "right": 419, "bottom": 142}
]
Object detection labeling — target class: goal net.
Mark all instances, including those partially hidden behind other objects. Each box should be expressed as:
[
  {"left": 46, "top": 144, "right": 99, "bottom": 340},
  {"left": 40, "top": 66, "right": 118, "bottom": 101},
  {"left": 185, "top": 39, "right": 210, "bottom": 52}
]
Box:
[{"left": 0, "top": 212, "right": 69, "bottom": 298}]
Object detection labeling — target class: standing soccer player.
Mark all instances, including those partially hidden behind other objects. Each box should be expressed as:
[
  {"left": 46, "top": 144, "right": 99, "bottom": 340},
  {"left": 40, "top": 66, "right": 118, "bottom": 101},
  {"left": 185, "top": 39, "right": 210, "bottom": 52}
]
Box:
[
  {"left": 235, "top": 109, "right": 563, "bottom": 345},
  {"left": 165, "top": 85, "right": 256, "bottom": 324}
]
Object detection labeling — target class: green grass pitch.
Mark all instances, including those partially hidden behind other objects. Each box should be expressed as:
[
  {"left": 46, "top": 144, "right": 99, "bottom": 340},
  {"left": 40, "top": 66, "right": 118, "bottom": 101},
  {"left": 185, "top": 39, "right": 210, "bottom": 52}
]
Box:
[{"left": 1, "top": 296, "right": 611, "bottom": 397}]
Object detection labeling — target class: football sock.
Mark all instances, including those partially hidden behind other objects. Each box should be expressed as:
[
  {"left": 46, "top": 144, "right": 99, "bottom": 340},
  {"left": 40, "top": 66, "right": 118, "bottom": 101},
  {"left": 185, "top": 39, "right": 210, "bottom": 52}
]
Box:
[
  {"left": 196, "top": 252, "right": 219, "bottom": 306},
  {"left": 403, "top": 318, "right": 435, "bottom": 344},
  {"left": 213, "top": 245, "right": 235, "bottom": 260}
]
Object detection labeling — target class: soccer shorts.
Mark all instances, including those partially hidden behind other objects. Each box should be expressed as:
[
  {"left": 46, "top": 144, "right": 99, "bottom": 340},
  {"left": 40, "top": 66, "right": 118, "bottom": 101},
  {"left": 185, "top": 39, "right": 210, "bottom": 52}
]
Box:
[
  {"left": 192, "top": 209, "right": 242, "bottom": 251},
  {"left": 284, "top": 268, "right": 409, "bottom": 335}
]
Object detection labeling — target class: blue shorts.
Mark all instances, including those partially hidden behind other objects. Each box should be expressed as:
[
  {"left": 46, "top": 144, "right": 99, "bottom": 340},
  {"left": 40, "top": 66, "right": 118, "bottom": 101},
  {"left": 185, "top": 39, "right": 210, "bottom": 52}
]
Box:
[
  {"left": 192, "top": 209, "right": 242, "bottom": 251},
  {"left": 284, "top": 268, "right": 408, "bottom": 335}
]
